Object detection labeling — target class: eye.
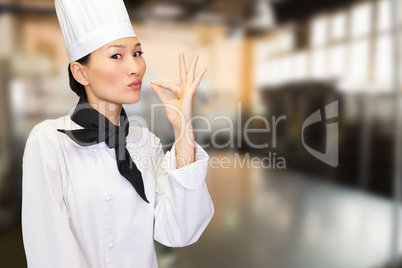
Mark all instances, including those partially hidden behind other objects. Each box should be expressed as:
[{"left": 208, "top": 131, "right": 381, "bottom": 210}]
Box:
[
  {"left": 134, "top": 51, "right": 144, "bottom": 57},
  {"left": 111, "top": 54, "right": 122, "bottom": 59}
]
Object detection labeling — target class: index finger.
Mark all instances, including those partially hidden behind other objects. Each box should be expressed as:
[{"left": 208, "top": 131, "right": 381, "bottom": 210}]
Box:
[{"left": 179, "top": 51, "right": 187, "bottom": 85}]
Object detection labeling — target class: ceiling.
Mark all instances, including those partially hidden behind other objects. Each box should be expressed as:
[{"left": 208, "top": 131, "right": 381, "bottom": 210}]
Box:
[
  {"left": 0, "top": 0, "right": 362, "bottom": 24},
  {"left": 273, "top": 0, "right": 360, "bottom": 23},
  {"left": 125, "top": 0, "right": 361, "bottom": 23}
]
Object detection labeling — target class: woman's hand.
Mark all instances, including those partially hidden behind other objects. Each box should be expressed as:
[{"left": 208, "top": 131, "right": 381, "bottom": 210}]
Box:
[{"left": 150, "top": 52, "right": 207, "bottom": 133}]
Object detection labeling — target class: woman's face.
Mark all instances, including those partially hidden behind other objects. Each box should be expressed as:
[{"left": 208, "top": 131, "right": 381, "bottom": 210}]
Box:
[{"left": 83, "top": 37, "right": 146, "bottom": 106}]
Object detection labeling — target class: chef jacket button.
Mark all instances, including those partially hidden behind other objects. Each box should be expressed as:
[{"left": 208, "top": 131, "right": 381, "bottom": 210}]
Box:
[
  {"left": 92, "top": 148, "right": 98, "bottom": 153},
  {"left": 105, "top": 195, "right": 111, "bottom": 201},
  {"left": 108, "top": 242, "right": 114, "bottom": 248},
  {"left": 155, "top": 188, "right": 160, "bottom": 193}
]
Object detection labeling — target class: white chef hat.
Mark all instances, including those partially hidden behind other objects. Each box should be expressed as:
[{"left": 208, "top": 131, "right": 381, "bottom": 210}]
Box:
[{"left": 55, "top": 0, "right": 137, "bottom": 63}]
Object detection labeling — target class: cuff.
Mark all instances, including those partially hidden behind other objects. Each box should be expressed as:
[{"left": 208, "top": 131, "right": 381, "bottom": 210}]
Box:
[{"left": 162, "top": 141, "right": 210, "bottom": 190}]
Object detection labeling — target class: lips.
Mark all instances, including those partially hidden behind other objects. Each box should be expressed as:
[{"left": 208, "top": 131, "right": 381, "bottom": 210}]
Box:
[{"left": 128, "top": 80, "right": 142, "bottom": 90}]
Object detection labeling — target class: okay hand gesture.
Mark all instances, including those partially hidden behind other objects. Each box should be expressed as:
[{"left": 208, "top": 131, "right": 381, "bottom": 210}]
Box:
[{"left": 150, "top": 52, "right": 207, "bottom": 132}]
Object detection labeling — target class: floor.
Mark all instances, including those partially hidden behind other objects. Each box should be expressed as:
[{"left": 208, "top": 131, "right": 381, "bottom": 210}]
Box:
[
  {"left": 0, "top": 221, "right": 26, "bottom": 267},
  {"left": 1, "top": 150, "right": 400, "bottom": 268},
  {"left": 156, "top": 150, "right": 399, "bottom": 268}
]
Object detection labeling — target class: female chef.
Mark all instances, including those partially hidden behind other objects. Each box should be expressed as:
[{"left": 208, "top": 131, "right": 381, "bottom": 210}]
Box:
[{"left": 21, "top": 0, "right": 214, "bottom": 267}]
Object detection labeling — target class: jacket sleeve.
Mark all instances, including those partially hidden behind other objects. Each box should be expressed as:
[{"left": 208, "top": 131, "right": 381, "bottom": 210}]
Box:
[
  {"left": 22, "top": 125, "right": 82, "bottom": 268},
  {"left": 152, "top": 134, "right": 214, "bottom": 247}
]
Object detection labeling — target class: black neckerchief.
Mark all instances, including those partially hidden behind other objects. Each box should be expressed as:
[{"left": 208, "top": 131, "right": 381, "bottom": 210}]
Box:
[{"left": 57, "top": 94, "right": 149, "bottom": 203}]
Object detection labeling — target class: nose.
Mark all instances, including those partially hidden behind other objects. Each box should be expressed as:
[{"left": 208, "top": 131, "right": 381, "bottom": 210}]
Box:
[{"left": 128, "top": 57, "right": 141, "bottom": 76}]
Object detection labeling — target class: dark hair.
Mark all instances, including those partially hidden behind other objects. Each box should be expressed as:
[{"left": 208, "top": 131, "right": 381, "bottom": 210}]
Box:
[{"left": 68, "top": 53, "right": 91, "bottom": 96}]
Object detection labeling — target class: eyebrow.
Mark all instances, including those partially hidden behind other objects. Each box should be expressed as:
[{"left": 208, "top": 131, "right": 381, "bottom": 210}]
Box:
[{"left": 107, "top": 43, "right": 141, "bottom": 49}]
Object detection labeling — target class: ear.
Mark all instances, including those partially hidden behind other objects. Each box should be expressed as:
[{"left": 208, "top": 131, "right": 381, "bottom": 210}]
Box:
[{"left": 70, "top": 62, "right": 89, "bottom": 86}]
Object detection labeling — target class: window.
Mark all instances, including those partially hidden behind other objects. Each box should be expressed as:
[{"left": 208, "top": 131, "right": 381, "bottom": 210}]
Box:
[
  {"left": 294, "top": 52, "right": 308, "bottom": 80},
  {"left": 266, "top": 59, "right": 280, "bottom": 85},
  {"left": 311, "top": 49, "right": 327, "bottom": 78},
  {"left": 311, "top": 16, "right": 328, "bottom": 47},
  {"left": 280, "top": 56, "right": 292, "bottom": 81},
  {"left": 349, "top": 39, "right": 370, "bottom": 82},
  {"left": 377, "top": 0, "right": 392, "bottom": 32},
  {"left": 329, "top": 44, "right": 346, "bottom": 79},
  {"left": 375, "top": 34, "right": 393, "bottom": 86},
  {"left": 331, "top": 12, "right": 347, "bottom": 40},
  {"left": 257, "top": 0, "right": 402, "bottom": 90},
  {"left": 351, "top": 3, "right": 372, "bottom": 38}
]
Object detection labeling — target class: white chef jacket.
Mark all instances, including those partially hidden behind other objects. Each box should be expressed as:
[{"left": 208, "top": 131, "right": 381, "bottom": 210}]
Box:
[{"left": 21, "top": 115, "right": 214, "bottom": 268}]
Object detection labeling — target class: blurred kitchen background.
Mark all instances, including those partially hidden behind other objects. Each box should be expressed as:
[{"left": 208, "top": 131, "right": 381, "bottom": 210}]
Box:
[{"left": 1, "top": 0, "right": 402, "bottom": 267}]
